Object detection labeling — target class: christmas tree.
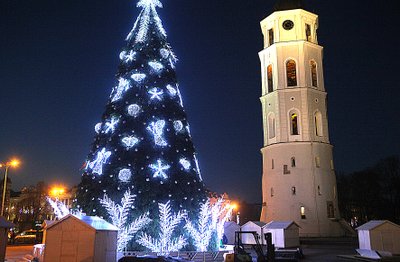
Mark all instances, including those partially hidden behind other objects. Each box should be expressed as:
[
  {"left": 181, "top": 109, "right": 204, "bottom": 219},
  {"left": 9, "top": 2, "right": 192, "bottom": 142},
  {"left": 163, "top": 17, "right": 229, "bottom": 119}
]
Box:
[{"left": 76, "top": 0, "right": 207, "bottom": 249}]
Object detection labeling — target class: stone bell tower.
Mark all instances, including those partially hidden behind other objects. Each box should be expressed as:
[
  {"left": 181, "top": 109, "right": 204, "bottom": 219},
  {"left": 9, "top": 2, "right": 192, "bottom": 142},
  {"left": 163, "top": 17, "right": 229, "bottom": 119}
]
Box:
[{"left": 259, "top": 0, "right": 344, "bottom": 236}]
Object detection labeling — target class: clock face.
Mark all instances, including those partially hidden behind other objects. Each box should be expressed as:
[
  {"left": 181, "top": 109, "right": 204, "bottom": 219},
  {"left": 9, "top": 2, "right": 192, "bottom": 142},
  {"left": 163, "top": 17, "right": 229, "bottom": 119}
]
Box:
[{"left": 283, "top": 20, "right": 294, "bottom": 30}]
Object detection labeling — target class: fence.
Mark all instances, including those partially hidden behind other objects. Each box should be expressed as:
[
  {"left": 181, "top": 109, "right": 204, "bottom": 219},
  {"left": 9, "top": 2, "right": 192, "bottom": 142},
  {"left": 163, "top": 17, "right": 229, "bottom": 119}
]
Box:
[{"left": 119, "top": 251, "right": 230, "bottom": 262}]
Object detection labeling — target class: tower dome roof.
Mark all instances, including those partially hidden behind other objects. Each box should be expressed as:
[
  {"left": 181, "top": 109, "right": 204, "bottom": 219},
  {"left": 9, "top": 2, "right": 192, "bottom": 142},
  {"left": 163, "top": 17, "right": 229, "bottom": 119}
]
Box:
[{"left": 273, "top": 0, "right": 305, "bottom": 11}]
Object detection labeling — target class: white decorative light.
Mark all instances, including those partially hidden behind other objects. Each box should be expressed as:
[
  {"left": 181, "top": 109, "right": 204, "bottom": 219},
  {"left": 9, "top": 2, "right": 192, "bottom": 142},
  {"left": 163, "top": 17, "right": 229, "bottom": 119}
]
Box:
[
  {"left": 176, "top": 85, "right": 184, "bottom": 107},
  {"left": 166, "top": 85, "right": 177, "bottom": 96},
  {"left": 148, "top": 61, "right": 164, "bottom": 73},
  {"left": 87, "top": 148, "right": 112, "bottom": 175},
  {"left": 95, "top": 123, "right": 102, "bottom": 134},
  {"left": 148, "top": 87, "right": 163, "bottom": 101},
  {"left": 131, "top": 73, "right": 147, "bottom": 82},
  {"left": 112, "top": 78, "right": 131, "bottom": 102},
  {"left": 150, "top": 159, "right": 170, "bottom": 179},
  {"left": 47, "top": 197, "right": 70, "bottom": 219},
  {"left": 119, "top": 51, "right": 127, "bottom": 60},
  {"left": 147, "top": 120, "right": 167, "bottom": 146},
  {"left": 185, "top": 200, "right": 213, "bottom": 252},
  {"left": 193, "top": 154, "right": 203, "bottom": 181},
  {"left": 127, "top": 0, "right": 167, "bottom": 43},
  {"left": 118, "top": 169, "right": 132, "bottom": 183},
  {"left": 125, "top": 50, "right": 136, "bottom": 63},
  {"left": 179, "top": 158, "right": 191, "bottom": 170},
  {"left": 173, "top": 120, "right": 183, "bottom": 132},
  {"left": 105, "top": 117, "right": 120, "bottom": 134},
  {"left": 100, "top": 190, "right": 151, "bottom": 252},
  {"left": 160, "top": 48, "right": 169, "bottom": 59},
  {"left": 137, "top": 201, "right": 187, "bottom": 255},
  {"left": 122, "top": 136, "right": 139, "bottom": 149},
  {"left": 127, "top": 104, "right": 141, "bottom": 117}
]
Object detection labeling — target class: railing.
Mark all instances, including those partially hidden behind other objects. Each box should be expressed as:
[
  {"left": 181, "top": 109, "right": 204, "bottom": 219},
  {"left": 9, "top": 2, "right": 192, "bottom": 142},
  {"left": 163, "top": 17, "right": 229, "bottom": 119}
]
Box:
[{"left": 119, "top": 251, "right": 230, "bottom": 262}]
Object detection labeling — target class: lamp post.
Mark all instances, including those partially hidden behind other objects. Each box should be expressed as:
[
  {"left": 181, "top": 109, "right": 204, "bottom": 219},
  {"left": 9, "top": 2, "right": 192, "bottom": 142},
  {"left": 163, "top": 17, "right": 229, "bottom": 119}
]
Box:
[{"left": 0, "top": 159, "right": 20, "bottom": 217}]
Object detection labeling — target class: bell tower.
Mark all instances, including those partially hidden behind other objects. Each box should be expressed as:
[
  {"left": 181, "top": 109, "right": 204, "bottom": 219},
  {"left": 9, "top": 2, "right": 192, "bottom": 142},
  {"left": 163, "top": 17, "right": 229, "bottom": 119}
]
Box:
[{"left": 259, "top": 0, "right": 344, "bottom": 236}]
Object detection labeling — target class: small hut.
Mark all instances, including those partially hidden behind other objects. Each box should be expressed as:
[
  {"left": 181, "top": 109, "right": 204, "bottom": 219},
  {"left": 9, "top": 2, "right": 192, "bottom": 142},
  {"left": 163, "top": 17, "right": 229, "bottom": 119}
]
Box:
[
  {"left": 263, "top": 221, "right": 300, "bottom": 248},
  {"left": 240, "top": 221, "right": 266, "bottom": 245},
  {"left": 224, "top": 221, "right": 241, "bottom": 245},
  {"left": 0, "top": 217, "right": 14, "bottom": 262},
  {"left": 43, "top": 214, "right": 118, "bottom": 262},
  {"left": 356, "top": 220, "right": 400, "bottom": 254}
]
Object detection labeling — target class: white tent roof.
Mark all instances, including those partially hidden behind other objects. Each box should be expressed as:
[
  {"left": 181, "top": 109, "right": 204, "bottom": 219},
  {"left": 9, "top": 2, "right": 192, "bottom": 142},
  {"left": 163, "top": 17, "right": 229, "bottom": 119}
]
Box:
[
  {"left": 242, "top": 221, "right": 267, "bottom": 228},
  {"left": 47, "top": 214, "right": 118, "bottom": 231},
  {"left": 264, "top": 221, "right": 300, "bottom": 229},
  {"left": 356, "top": 220, "right": 400, "bottom": 231}
]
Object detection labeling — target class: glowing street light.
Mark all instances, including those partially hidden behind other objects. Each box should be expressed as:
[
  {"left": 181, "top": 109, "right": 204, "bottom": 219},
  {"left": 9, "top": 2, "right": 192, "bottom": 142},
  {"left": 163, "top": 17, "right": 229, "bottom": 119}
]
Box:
[
  {"left": 1, "top": 158, "right": 20, "bottom": 217},
  {"left": 49, "top": 186, "right": 66, "bottom": 199}
]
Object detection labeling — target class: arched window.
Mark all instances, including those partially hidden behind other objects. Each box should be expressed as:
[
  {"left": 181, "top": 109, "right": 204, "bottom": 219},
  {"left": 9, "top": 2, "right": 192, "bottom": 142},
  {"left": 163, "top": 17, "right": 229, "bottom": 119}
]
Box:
[
  {"left": 286, "top": 59, "right": 297, "bottom": 87},
  {"left": 268, "top": 113, "right": 276, "bottom": 138},
  {"left": 290, "top": 112, "right": 299, "bottom": 135},
  {"left": 267, "top": 65, "right": 274, "bottom": 93},
  {"left": 291, "top": 157, "right": 296, "bottom": 167},
  {"left": 310, "top": 60, "right": 318, "bottom": 87},
  {"left": 314, "top": 111, "right": 323, "bottom": 137},
  {"left": 271, "top": 187, "right": 274, "bottom": 197}
]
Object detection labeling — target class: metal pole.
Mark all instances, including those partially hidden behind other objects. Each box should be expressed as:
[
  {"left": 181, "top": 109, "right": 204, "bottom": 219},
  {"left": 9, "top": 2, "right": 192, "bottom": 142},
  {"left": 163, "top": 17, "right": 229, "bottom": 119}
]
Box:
[{"left": 1, "top": 165, "right": 9, "bottom": 217}]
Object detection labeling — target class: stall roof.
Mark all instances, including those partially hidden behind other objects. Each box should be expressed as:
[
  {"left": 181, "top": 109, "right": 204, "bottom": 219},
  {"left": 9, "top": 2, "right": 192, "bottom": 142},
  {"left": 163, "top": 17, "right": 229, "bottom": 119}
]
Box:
[
  {"left": 264, "top": 221, "right": 300, "bottom": 229},
  {"left": 356, "top": 220, "right": 400, "bottom": 231},
  {"left": 47, "top": 214, "right": 118, "bottom": 231},
  {"left": 243, "top": 221, "right": 267, "bottom": 227}
]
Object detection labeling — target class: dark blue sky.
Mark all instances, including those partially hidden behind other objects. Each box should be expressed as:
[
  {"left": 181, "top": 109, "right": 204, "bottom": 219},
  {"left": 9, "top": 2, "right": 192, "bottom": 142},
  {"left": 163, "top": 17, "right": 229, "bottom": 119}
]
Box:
[{"left": 0, "top": 0, "right": 399, "bottom": 202}]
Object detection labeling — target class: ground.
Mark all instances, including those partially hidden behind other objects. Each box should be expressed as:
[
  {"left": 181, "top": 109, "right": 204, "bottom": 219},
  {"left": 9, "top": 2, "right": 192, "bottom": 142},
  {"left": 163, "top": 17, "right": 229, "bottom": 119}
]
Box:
[{"left": 4, "top": 238, "right": 361, "bottom": 261}]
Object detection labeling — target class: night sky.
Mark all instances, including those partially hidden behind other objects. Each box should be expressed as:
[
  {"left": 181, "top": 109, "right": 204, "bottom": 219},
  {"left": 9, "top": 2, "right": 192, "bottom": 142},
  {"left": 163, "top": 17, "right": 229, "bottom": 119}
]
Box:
[{"left": 1, "top": 0, "right": 399, "bottom": 203}]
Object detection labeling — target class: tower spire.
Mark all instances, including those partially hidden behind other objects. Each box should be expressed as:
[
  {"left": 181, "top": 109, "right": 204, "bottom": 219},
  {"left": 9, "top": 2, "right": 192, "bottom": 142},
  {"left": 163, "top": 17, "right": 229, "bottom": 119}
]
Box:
[{"left": 273, "top": 0, "right": 305, "bottom": 11}]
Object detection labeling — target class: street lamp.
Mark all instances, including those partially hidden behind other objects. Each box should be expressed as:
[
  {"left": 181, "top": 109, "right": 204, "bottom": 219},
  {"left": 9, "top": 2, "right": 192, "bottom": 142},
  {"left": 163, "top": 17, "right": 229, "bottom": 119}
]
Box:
[
  {"left": 0, "top": 159, "right": 20, "bottom": 217},
  {"left": 49, "top": 186, "right": 66, "bottom": 200}
]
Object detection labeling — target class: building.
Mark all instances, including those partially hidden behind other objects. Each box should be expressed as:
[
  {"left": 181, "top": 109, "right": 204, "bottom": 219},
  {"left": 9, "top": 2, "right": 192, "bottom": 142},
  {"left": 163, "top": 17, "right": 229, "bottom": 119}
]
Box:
[{"left": 258, "top": 0, "right": 344, "bottom": 236}]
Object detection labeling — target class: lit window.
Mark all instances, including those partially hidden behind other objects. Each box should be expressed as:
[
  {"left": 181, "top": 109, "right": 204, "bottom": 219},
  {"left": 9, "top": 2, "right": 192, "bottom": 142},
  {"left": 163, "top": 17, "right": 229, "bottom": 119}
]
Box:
[
  {"left": 306, "top": 24, "right": 311, "bottom": 41},
  {"left": 291, "top": 186, "right": 296, "bottom": 195},
  {"left": 310, "top": 60, "right": 318, "bottom": 87},
  {"left": 291, "top": 113, "right": 299, "bottom": 135},
  {"left": 268, "top": 29, "right": 274, "bottom": 46},
  {"left": 286, "top": 60, "right": 297, "bottom": 87},
  {"left": 291, "top": 157, "right": 296, "bottom": 167},
  {"left": 300, "top": 206, "right": 306, "bottom": 219},
  {"left": 267, "top": 65, "right": 274, "bottom": 93}
]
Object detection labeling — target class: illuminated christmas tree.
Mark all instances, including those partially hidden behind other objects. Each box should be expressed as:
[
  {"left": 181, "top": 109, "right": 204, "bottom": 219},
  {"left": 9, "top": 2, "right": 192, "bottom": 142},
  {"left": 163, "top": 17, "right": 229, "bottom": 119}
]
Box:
[{"left": 76, "top": 0, "right": 207, "bottom": 249}]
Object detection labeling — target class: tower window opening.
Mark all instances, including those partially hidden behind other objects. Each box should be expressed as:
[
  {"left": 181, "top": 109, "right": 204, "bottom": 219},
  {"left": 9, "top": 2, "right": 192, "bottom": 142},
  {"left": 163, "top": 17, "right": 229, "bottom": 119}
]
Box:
[
  {"left": 327, "top": 201, "right": 335, "bottom": 218},
  {"left": 267, "top": 65, "right": 274, "bottom": 93},
  {"left": 268, "top": 113, "right": 276, "bottom": 138},
  {"left": 271, "top": 187, "right": 274, "bottom": 197},
  {"left": 291, "top": 186, "right": 296, "bottom": 195},
  {"left": 300, "top": 206, "right": 306, "bottom": 219},
  {"left": 318, "top": 185, "right": 321, "bottom": 195},
  {"left": 310, "top": 60, "right": 318, "bottom": 87},
  {"left": 268, "top": 29, "right": 274, "bottom": 46},
  {"left": 272, "top": 159, "right": 275, "bottom": 169},
  {"left": 291, "top": 157, "right": 296, "bottom": 167},
  {"left": 314, "top": 111, "right": 323, "bottom": 137},
  {"left": 306, "top": 24, "right": 311, "bottom": 41},
  {"left": 330, "top": 160, "right": 335, "bottom": 170},
  {"left": 286, "top": 60, "right": 297, "bottom": 87},
  {"left": 315, "top": 156, "right": 321, "bottom": 168},
  {"left": 291, "top": 113, "right": 299, "bottom": 135},
  {"left": 284, "top": 165, "right": 291, "bottom": 174}
]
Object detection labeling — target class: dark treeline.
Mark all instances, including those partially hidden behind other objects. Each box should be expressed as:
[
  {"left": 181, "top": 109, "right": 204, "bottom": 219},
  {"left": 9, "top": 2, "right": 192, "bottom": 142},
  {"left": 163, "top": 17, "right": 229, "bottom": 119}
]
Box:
[{"left": 337, "top": 155, "right": 400, "bottom": 227}]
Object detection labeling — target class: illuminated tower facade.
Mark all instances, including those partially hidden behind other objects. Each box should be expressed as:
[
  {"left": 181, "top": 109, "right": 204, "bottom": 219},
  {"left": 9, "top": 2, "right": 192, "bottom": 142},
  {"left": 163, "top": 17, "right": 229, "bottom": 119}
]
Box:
[{"left": 259, "top": 0, "right": 344, "bottom": 236}]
